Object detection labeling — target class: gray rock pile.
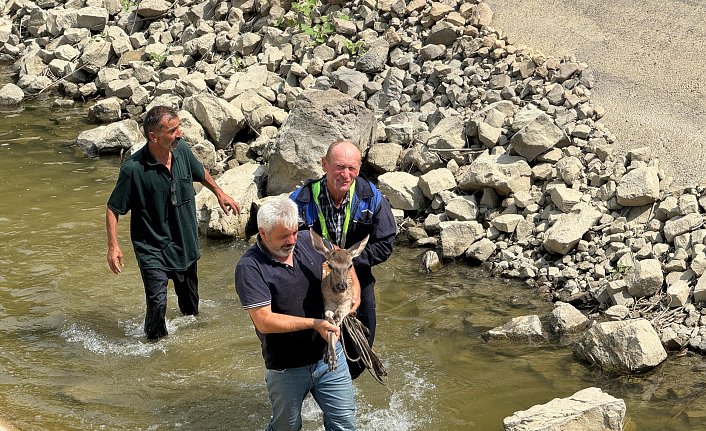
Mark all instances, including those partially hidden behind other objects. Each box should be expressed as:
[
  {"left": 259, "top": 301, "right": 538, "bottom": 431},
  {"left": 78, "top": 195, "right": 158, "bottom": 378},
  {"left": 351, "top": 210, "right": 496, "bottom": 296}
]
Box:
[{"left": 3, "top": 0, "right": 706, "bottom": 361}]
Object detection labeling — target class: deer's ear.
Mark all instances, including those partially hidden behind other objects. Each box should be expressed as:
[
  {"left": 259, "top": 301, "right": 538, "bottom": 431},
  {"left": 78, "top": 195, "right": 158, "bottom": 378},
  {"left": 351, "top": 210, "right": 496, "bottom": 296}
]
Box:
[
  {"left": 310, "top": 229, "right": 331, "bottom": 255},
  {"left": 346, "top": 235, "right": 369, "bottom": 258}
]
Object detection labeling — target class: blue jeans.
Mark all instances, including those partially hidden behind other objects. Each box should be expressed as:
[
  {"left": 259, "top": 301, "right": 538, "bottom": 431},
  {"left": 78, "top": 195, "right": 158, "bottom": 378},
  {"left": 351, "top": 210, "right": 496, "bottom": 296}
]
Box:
[{"left": 265, "top": 342, "right": 356, "bottom": 431}]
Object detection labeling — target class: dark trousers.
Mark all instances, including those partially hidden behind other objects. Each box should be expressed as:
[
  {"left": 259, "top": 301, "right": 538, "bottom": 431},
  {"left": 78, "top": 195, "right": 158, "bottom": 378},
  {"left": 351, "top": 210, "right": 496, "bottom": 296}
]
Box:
[
  {"left": 139, "top": 262, "right": 199, "bottom": 340},
  {"left": 345, "top": 283, "right": 376, "bottom": 380}
]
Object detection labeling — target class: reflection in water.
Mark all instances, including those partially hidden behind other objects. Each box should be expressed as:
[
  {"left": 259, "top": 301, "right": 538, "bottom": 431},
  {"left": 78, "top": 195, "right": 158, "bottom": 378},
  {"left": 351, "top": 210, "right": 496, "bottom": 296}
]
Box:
[{"left": 2, "top": 82, "right": 706, "bottom": 431}]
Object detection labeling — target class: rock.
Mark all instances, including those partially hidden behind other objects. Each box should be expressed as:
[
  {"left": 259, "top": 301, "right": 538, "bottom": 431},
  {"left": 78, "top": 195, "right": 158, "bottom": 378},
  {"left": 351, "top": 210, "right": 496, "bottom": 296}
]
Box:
[
  {"left": 503, "top": 387, "right": 626, "bottom": 431},
  {"left": 509, "top": 110, "right": 567, "bottom": 161},
  {"left": 625, "top": 259, "right": 663, "bottom": 298},
  {"left": 457, "top": 151, "right": 532, "bottom": 197},
  {"left": 466, "top": 237, "right": 497, "bottom": 262},
  {"left": 420, "top": 250, "right": 442, "bottom": 273},
  {"left": 543, "top": 203, "right": 602, "bottom": 255},
  {"left": 0, "top": 83, "right": 23, "bottom": 105},
  {"left": 76, "top": 6, "right": 109, "bottom": 31},
  {"left": 267, "top": 89, "right": 375, "bottom": 195},
  {"left": 548, "top": 185, "right": 584, "bottom": 213},
  {"left": 665, "top": 279, "right": 690, "bottom": 308},
  {"left": 183, "top": 94, "right": 245, "bottom": 150},
  {"left": 616, "top": 167, "right": 660, "bottom": 206},
  {"left": 377, "top": 171, "right": 424, "bottom": 211},
  {"left": 75, "top": 119, "right": 143, "bottom": 157},
  {"left": 355, "top": 38, "right": 389, "bottom": 73},
  {"left": 136, "top": 0, "right": 172, "bottom": 18},
  {"left": 487, "top": 315, "right": 545, "bottom": 339},
  {"left": 427, "top": 116, "right": 465, "bottom": 150},
  {"left": 438, "top": 220, "right": 484, "bottom": 258},
  {"left": 195, "top": 163, "right": 266, "bottom": 238},
  {"left": 491, "top": 214, "right": 524, "bottom": 233},
  {"left": 574, "top": 318, "right": 668, "bottom": 374},
  {"left": 445, "top": 195, "right": 478, "bottom": 221},
  {"left": 549, "top": 301, "right": 589, "bottom": 333},
  {"left": 87, "top": 97, "right": 121, "bottom": 124},
  {"left": 663, "top": 213, "right": 704, "bottom": 243},
  {"left": 367, "top": 143, "right": 402, "bottom": 173},
  {"left": 418, "top": 168, "right": 456, "bottom": 199}
]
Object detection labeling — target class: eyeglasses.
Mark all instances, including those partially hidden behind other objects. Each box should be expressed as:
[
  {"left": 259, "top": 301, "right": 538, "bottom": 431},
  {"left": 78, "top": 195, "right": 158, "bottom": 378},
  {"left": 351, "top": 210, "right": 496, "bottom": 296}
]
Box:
[{"left": 170, "top": 178, "right": 177, "bottom": 206}]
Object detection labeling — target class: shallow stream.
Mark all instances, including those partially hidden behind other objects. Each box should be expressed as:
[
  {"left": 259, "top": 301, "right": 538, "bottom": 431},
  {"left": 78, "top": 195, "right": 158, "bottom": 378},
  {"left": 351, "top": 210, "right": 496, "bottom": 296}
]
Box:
[{"left": 1, "top": 70, "right": 706, "bottom": 430}]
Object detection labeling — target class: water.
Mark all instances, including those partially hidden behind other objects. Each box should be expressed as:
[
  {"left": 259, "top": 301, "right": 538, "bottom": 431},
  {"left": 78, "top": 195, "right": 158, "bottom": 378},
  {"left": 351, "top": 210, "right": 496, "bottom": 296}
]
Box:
[{"left": 2, "top": 72, "right": 706, "bottom": 430}]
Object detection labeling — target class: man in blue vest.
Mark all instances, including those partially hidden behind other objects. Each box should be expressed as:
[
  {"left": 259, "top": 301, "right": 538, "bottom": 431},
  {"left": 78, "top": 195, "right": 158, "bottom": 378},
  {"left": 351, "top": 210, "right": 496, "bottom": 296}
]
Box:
[{"left": 290, "top": 140, "right": 396, "bottom": 379}]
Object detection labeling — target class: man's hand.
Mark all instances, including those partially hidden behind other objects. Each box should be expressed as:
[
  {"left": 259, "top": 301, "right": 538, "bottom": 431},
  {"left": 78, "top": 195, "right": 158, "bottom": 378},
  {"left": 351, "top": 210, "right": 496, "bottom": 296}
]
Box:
[
  {"left": 217, "top": 193, "right": 241, "bottom": 215},
  {"left": 107, "top": 244, "right": 124, "bottom": 274},
  {"left": 313, "top": 318, "right": 340, "bottom": 343}
]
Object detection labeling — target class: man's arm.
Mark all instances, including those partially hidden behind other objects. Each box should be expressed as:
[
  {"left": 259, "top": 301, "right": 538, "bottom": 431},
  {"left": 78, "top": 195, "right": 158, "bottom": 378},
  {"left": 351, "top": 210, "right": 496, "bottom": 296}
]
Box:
[
  {"left": 200, "top": 170, "right": 241, "bottom": 215},
  {"left": 106, "top": 207, "right": 124, "bottom": 274},
  {"left": 247, "top": 305, "right": 340, "bottom": 342}
]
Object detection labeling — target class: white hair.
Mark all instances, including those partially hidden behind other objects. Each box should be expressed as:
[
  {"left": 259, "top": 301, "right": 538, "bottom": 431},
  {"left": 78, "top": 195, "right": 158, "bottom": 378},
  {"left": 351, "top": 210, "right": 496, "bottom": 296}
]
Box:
[{"left": 257, "top": 196, "right": 299, "bottom": 233}]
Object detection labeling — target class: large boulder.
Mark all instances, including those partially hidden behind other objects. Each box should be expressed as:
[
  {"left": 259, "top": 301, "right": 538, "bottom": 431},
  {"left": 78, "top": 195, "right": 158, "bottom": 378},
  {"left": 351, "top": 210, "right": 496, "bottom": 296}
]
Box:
[
  {"left": 75, "top": 119, "right": 143, "bottom": 157},
  {"left": 574, "top": 318, "right": 668, "bottom": 374},
  {"left": 183, "top": 94, "right": 245, "bottom": 150},
  {"left": 266, "top": 89, "right": 376, "bottom": 195},
  {"left": 503, "top": 387, "right": 626, "bottom": 431},
  {"left": 195, "top": 163, "right": 267, "bottom": 238}
]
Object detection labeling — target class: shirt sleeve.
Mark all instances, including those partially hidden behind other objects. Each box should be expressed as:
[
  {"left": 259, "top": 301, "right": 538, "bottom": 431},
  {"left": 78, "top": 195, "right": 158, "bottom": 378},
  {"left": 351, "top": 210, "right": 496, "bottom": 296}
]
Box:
[
  {"left": 181, "top": 140, "right": 205, "bottom": 183},
  {"left": 235, "top": 257, "right": 272, "bottom": 310},
  {"left": 106, "top": 163, "right": 133, "bottom": 215}
]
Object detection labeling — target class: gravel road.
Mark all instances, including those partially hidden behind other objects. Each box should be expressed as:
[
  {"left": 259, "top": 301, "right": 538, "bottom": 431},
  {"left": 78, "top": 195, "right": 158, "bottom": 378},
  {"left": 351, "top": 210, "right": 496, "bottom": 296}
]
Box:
[{"left": 486, "top": 0, "right": 706, "bottom": 190}]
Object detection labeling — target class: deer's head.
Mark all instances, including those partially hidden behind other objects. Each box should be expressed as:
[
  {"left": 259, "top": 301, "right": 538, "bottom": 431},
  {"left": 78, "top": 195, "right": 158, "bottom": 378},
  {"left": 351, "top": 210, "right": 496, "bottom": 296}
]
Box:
[{"left": 310, "top": 230, "right": 368, "bottom": 293}]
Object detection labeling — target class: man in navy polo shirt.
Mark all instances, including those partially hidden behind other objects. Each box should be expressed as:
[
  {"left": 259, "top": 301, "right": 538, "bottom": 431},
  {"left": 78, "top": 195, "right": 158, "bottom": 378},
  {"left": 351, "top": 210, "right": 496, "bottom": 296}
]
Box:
[
  {"left": 106, "top": 105, "right": 240, "bottom": 340},
  {"left": 235, "top": 196, "right": 359, "bottom": 431}
]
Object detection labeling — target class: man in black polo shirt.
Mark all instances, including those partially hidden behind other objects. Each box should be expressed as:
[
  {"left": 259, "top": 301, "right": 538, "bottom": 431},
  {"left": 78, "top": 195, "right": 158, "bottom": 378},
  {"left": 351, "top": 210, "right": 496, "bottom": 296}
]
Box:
[
  {"left": 235, "top": 196, "right": 359, "bottom": 431},
  {"left": 106, "top": 105, "right": 240, "bottom": 340}
]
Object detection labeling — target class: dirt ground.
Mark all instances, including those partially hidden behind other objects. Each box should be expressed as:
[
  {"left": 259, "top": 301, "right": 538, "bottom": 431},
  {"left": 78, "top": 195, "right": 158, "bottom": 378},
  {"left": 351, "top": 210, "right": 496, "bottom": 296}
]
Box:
[{"left": 486, "top": 0, "right": 706, "bottom": 191}]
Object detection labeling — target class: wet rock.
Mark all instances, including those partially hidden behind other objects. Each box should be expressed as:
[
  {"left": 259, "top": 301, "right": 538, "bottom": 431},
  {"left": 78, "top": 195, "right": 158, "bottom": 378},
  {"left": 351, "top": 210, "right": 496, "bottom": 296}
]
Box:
[
  {"left": 574, "top": 318, "right": 667, "bottom": 374},
  {"left": 503, "top": 387, "right": 625, "bottom": 431},
  {"left": 439, "top": 220, "right": 484, "bottom": 258},
  {"left": 0, "top": 83, "right": 23, "bottom": 105},
  {"left": 487, "top": 315, "right": 545, "bottom": 339},
  {"left": 549, "top": 301, "right": 589, "bottom": 333}
]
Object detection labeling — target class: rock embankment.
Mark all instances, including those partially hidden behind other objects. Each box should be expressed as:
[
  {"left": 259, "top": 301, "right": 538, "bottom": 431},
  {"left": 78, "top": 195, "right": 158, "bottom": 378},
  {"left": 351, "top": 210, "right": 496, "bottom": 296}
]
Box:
[{"left": 3, "top": 0, "right": 706, "bottom": 380}]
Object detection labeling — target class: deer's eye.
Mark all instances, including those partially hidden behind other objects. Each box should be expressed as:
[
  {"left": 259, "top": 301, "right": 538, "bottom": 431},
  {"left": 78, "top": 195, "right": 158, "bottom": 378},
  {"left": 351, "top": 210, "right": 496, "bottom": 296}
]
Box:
[{"left": 348, "top": 264, "right": 353, "bottom": 270}]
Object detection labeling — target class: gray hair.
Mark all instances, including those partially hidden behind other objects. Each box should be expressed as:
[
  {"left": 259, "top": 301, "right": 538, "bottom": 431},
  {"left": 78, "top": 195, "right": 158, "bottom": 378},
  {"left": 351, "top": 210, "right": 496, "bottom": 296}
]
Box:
[
  {"left": 143, "top": 105, "right": 178, "bottom": 138},
  {"left": 257, "top": 196, "right": 299, "bottom": 233}
]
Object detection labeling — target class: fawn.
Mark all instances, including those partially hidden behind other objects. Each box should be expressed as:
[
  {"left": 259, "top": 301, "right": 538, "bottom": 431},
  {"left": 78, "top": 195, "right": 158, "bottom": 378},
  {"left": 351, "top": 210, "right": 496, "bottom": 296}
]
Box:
[{"left": 310, "top": 229, "right": 369, "bottom": 371}]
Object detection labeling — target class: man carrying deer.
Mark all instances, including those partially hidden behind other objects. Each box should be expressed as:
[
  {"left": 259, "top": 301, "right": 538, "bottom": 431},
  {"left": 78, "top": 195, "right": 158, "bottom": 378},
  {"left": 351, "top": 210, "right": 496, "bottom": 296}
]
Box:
[{"left": 235, "top": 196, "right": 361, "bottom": 431}]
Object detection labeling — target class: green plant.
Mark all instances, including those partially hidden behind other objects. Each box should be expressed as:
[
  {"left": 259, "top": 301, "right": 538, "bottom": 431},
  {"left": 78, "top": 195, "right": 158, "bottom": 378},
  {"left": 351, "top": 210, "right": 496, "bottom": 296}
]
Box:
[
  {"left": 121, "top": 0, "right": 138, "bottom": 11},
  {"left": 278, "top": 0, "right": 336, "bottom": 46},
  {"left": 344, "top": 39, "right": 367, "bottom": 56},
  {"left": 230, "top": 55, "right": 245, "bottom": 72},
  {"left": 148, "top": 51, "right": 167, "bottom": 66}
]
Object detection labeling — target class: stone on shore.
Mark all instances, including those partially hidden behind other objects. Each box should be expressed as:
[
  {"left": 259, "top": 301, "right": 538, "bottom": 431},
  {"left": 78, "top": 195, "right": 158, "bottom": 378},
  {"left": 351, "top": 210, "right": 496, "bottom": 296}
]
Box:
[
  {"left": 487, "top": 315, "right": 545, "bottom": 340},
  {"left": 503, "top": 387, "right": 626, "bottom": 431},
  {"left": 574, "top": 318, "right": 668, "bottom": 374},
  {"left": 75, "top": 119, "right": 143, "bottom": 157}
]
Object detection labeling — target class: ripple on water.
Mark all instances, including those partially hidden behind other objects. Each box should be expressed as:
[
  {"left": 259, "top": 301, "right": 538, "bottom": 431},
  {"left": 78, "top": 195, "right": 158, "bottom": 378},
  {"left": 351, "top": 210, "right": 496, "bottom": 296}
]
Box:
[
  {"left": 60, "top": 316, "right": 190, "bottom": 358},
  {"left": 299, "top": 356, "right": 435, "bottom": 431}
]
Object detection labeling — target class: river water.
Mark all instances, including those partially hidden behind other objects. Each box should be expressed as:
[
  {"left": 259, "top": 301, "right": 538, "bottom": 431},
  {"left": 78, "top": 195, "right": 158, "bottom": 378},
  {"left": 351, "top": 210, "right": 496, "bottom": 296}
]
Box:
[{"left": 1, "top": 70, "right": 706, "bottom": 430}]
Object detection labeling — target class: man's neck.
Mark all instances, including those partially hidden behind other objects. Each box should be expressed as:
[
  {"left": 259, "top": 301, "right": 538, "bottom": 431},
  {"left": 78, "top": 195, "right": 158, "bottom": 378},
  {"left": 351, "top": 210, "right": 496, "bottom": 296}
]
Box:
[{"left": 148, "top": 142, "right": 171, "bottom": 167}]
